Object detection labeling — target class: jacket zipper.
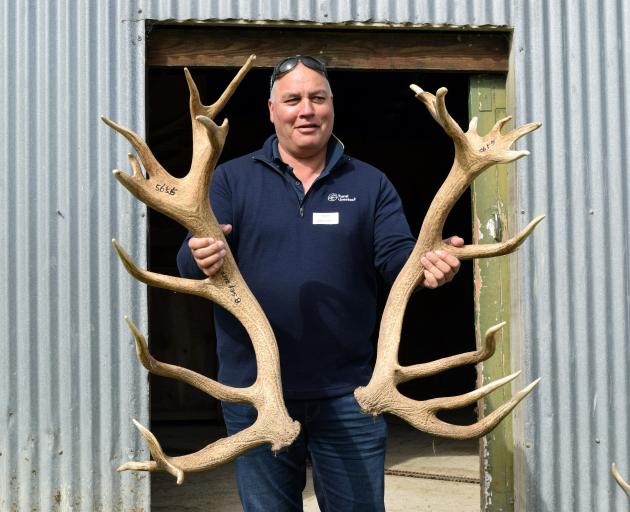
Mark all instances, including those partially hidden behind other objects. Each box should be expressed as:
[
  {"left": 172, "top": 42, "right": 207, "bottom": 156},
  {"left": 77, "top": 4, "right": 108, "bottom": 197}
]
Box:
[{"left": 255, "top": 156, "right": 345, "bottom": 219}]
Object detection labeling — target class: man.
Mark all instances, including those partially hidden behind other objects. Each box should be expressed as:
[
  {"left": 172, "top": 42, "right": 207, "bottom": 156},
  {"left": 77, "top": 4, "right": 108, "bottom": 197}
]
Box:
[{"left": 177, "top": 55, "right": 463, "bottom": 511}]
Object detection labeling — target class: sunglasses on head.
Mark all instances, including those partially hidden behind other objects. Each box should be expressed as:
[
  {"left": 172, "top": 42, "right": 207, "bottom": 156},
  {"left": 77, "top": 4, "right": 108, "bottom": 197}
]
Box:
[{"left": 269, "top": 55, "right": 328, "bottom": 92}]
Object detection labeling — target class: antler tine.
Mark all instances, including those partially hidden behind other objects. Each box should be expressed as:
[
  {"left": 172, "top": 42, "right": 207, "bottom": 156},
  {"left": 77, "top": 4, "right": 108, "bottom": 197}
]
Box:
[
  {"left": 186, "top": 54, "right": 256, "bottom": 120},
  {"left": 111, "top": 239, "right": 225, "bottom": 303},
  {"left": 106, "top": 153, "right": 156, "bottom": 207},
  {"left": 491, "top": 117, "right": 542, "bottom": 145},
  {"left": 424, "top": 376, "right": 541, "bottom": 439},
  {"left": 123, "top": 316, "right": 252, "bottom": 403},
  {"left": 116, "top": 459, "right": 156, "bottom": 474},
  {"left": 427, "top": 372, "right": 521, "bottom": 412},
  {"left": 117, "top": 420, "right": 185, "bottom": 484},
  {"left": 112, "top": 239, "right": 270, "bottom": 323},
  {"left": 399, "top": 375, "right": 539, "bottom": 439},
  {"left": 434, "top": 87, "right": 466, "bottom": 140},
  {"left": 409, "top": 85, "right": 437, "bottom": 119},
  {"left": 186, "top": 114, "right": 230, "bottom": 201},
  {"left": 487, "top": 115, "right": 512, "bottom": 137},
  {"left": 194, "top": 115, "right": 229, "bottom": 180},
  {"left": 185, "top": 56, "right": 254, "bottom": 193},
  {"left": 443, "top": 214, "right": 546, "bottom": 260},
  {"left": 100, "top": 116, "right": 167, "bottom": 182},
  {"left": 612, "top": 463, "right": 630, "bottom": 498},
  {"left": 396, "top": 322, "right": 504, "bottom": 384},
  {"left": 410, "top": 85, "right": 464, "bottom": 141}
]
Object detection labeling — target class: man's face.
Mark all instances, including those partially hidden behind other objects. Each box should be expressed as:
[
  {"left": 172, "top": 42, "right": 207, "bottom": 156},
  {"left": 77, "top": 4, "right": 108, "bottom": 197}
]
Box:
[{"left": 268, "top": 63, "right": 334, "bottom": 159}]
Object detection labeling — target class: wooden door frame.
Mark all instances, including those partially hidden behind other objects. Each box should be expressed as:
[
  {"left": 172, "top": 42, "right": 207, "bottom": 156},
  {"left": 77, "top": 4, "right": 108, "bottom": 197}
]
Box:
[
  {"left": 469, "top": 75, "right": 520, "bottom": 511},
  {"left": 147, "top": 23, "right": 518, "bottom": 512},
  {"left": 146, "top": 24, "right": 509, "bottom": 72}
]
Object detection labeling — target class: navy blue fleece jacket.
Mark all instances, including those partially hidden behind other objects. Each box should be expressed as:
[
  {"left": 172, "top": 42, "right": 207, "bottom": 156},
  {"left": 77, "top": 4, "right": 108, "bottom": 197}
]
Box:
[{"left": 177, "top": 135, "right": 416, "bottom": 399}]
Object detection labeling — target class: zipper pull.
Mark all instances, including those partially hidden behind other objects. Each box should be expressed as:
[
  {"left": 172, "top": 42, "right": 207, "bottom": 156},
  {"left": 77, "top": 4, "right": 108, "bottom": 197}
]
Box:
[{"left": 299, "top": 206, "right": 304, "bottom": 217}]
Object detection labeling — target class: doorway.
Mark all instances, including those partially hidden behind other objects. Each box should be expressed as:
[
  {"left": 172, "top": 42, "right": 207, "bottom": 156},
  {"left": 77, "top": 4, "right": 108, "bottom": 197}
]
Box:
[
  {"left": 146, "top": 64, "right": 476, "bottom": 417},
  {"left": 144, "top": 24, "right": 512, "bottom": 511}
]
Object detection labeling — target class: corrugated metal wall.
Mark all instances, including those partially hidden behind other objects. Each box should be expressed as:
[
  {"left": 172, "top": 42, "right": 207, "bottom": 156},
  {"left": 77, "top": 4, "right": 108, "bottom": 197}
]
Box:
[
  {"left": 1, "top": 0, "right": 629, "bottom": 510},
  {"left": 516, "top": 1, "right": 630, "bottom": 511},
  {"left": 1, "top": 1, "right": 149, "bottom": 510}
]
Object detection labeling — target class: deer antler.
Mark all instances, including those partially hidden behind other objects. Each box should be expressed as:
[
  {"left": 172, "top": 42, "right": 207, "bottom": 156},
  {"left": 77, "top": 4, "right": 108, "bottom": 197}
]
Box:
[
  {"left": 355, "top": 85, "right": 542, "bottom": 439},
  {"left": 101, "top": 55, "right": 300, "bottom": 484},
  {"left": 612, "top": 463, "right": 630, "bottom": 499}
]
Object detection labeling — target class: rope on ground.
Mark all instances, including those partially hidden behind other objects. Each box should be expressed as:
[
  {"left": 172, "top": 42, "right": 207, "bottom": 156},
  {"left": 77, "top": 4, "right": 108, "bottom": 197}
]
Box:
[{"left": 384, "top": 468, "right": 480, "bottom": 485}]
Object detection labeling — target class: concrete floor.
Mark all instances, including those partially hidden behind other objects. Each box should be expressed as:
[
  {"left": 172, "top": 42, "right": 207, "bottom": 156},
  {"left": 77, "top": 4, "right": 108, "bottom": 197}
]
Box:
[{"left": 151, "top": 419, "right": 480, "bottom": 511}]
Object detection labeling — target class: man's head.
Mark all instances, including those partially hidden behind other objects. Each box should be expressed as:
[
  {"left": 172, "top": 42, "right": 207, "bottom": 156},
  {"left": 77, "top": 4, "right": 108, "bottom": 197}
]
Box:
[{"left": 268, "top": 56, "right": 334, "bottom": 160}]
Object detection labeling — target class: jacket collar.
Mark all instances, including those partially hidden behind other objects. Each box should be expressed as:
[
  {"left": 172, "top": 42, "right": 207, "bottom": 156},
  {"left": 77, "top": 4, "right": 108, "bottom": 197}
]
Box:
[{"left": 255, "top": 134, "right": 346, "bottom": 177}]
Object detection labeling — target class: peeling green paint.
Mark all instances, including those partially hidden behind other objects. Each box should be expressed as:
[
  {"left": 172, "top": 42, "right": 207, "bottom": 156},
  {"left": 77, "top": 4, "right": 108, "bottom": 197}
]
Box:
[{"left": 469, "top": 74, "right": 515, "bottom": 512}]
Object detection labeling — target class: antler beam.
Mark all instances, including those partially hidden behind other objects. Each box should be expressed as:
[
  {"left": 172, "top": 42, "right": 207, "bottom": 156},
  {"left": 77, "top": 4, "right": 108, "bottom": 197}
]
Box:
[
  {"left": 102, "top": 55, "right": 300, "bottom": 484},
  {"left": 355, "top": 85, "right": 542, "bottom": 439},
  {"left": 612, "top": 463, "right": 630, "bottom": 499}
]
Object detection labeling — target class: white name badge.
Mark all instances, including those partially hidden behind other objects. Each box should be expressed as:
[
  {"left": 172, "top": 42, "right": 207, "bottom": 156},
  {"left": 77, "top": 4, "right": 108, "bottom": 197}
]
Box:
[{"left": 313, "top": 212, "right": 339, "bottom": 225}]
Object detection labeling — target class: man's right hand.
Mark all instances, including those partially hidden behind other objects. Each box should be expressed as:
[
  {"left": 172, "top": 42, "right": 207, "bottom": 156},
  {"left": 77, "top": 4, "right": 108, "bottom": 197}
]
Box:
[{"left": 188, "top": 224, "right": 233, "bottom": 277}]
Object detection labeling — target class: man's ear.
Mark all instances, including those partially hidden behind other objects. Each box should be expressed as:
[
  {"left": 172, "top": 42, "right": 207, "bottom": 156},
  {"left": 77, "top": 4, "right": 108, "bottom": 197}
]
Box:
[{"left": 268, "top": 98, "right": 275, "bottom": 124}]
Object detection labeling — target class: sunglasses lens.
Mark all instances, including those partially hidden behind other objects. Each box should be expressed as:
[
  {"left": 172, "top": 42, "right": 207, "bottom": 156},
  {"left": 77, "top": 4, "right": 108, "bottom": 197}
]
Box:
[
  {"left": 300, "top": 56, "right": 326, "bottom": 73},
  {"left": 277, "top": 57, "right": 299, "bottom": 75},
  {"left": 270, "top": 56, "right": 327, "bottom": 91}
]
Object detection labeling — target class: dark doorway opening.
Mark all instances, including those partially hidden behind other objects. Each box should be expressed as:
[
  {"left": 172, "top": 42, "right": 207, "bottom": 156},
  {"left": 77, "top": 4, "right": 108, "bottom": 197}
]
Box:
[{"left": 146, "top": 65, "right": 476, "bottom": 440}]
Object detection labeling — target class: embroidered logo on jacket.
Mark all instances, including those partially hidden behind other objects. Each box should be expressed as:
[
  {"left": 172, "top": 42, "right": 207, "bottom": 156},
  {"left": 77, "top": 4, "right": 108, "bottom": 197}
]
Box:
[{"left": 327, "top": 193, "right": 356, "bottom": 202}]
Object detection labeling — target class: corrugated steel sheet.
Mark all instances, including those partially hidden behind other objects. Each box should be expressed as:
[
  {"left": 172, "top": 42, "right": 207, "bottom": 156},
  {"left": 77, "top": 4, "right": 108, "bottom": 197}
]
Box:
[
  {"left": 2, "top": 0, "right": 629, "bottom": 510},
  {"left": 515, "top": 1, "right": 630, "bottom": 511},
  {"left": 1, "top": 1, "right": 150, "bottom": 510}
]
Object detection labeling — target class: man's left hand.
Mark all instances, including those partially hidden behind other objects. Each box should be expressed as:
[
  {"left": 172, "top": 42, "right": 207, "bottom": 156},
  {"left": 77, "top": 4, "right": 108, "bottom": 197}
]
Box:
[{"left": 420, "top": 236, "right": 464, "bottom": 289}]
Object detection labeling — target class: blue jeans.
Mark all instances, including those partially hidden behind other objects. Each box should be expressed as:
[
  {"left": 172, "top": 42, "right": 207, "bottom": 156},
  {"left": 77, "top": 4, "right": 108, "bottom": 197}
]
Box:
[{"left": 222, "top": 393, "right": 387, "bottom": 512}]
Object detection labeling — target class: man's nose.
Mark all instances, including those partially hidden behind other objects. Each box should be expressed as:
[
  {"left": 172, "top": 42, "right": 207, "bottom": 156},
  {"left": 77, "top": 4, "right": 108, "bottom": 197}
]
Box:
[{"left": 299, "top": 99, "right": 315, "bottom": 116}]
